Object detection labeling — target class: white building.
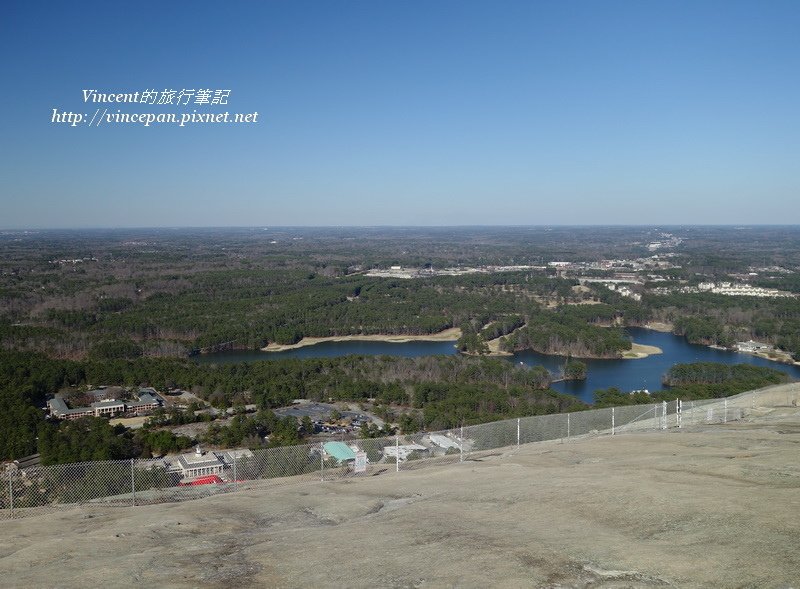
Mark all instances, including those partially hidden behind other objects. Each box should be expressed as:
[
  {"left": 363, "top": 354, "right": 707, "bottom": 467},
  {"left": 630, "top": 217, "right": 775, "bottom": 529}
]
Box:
[
  {"left": 218, "top": 449, "right": 254, "bottom": 467},
  {"left": 90, "top": 399, "right": 126, "bottom": 416},
  {"left": 736, "top": 340, "right": 772, "bottom": 353},
  {"left": 174, "top": 446, "right": 224, "bottom": 479},
  {"left": 383, "top": 443, "right": 428, "bottom": 462},
  {"left": 48, "top": 390, "right": 163, "bottom": 419},
  {"left": 428, "top": 433, "right": 462, "bottom": 451}
]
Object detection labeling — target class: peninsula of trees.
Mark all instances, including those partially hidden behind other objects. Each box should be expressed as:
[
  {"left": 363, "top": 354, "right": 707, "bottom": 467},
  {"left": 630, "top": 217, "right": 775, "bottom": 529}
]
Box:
[{"left": 2, "top": 226, "right": 799, "bottom": 465}]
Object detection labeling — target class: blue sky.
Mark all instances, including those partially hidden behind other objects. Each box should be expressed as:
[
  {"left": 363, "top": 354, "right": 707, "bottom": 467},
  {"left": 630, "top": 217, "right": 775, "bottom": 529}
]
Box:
[{"left": 1, "top": 1, "right": 799, "bottom": 227}]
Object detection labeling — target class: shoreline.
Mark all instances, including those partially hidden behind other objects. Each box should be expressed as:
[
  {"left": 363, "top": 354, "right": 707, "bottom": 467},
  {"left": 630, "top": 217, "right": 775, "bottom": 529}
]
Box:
[
  {"left": 622, "top": 342, "right": 663, "bottom": 359},
  {"left": 743, "top": 349, "right": 800, "bottom": 367},
  {"left": 637, "top": 325, "right": 800, "bottom": 367},
  {"left": 487, "top": 322, "right": 527, "bottom": 356},
  {"left": 642, "top": 321, "right": 674, "bottom": 333},
  {"left": 701, "top": 343, "right": 800, "bottom": 366},
  {"left": 461, "top": 349, "right": 514, "bottom": 357},
  {"left": 481, "top": 332, "right": 515, "bottom": 356},
  {"left": 495, "top": 340, "right": 663, "bottom": 361},
  {"left": 250, "top": 325, "right": 795, "bottom": 368},
  {"left": 461, "top": 338, "right": 664, "bottom": 360},
  {"left": 261, "top": 327, "right": 463, "bottom": 352}
]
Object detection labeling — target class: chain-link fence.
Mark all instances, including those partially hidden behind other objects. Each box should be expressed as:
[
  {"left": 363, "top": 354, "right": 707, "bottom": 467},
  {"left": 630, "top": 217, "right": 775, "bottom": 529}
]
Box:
[{"left": 3, "top": 382, "right": 798, "bottom": 521}]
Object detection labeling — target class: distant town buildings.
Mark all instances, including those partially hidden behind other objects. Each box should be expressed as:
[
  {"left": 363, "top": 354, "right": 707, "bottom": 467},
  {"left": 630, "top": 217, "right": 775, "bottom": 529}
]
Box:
[
  {"left": 646, "top": 234, "right": 683, "bottom": 251},
  {"left": 690, "top": 282, "right": 795, "bottom": 298},
  {"left": 363, "top": 254, "right": 681, "bottom": 281},
  {"left": 48, "top": 256, "right": 98, "bottom": 265},
  {"left": 578, "top": 278, "right": 643, "bottom": 300},
  {"left": 364, "top": 264, "right": 546, "bottom": 279}
]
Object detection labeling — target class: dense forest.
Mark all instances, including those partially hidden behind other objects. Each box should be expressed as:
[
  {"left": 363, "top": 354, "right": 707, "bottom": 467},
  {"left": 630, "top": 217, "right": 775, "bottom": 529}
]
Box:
[
  {"left": 645, "top": 293, "right": 800, "bottom": 355},
  {"left": 0, "top": 349, "right": 581, "bottom": 464},
  {"left": 1, "top": 346, "right": 790, "bottom": 465},
  {"left": 2, "top": 226, "right": 799, "bottom": 465},
  {"left": 2, "top": 226, "right": 800, "bottom": 360},
  {"left": 499, "top": 305, "right": 631, "bottom": 358}
]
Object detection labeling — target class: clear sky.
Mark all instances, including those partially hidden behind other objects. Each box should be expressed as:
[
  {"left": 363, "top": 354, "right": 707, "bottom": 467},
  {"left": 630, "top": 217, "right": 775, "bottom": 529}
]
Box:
[{"left": 1, "top": 1, "right": 799, "bottom": 228}]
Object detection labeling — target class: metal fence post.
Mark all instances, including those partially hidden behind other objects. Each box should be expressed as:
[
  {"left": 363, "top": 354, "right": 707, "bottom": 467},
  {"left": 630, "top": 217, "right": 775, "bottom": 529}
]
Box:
[
  {"left": 516, "top": 418, "right": 520, "bottom": 449},
  {"left": 661, "top": 400, "right": 667, "bottom": 430},
  {"left": 566, "top": 413, "right": 570, "bottom": 440},
  {"left": 233, "top": 453, "right": 237, "bottom": 485},
  {"left": 724, "top": 398, "right": 728, "bottom": 423},
  {"left": 459, "top": 426, "right": 464, "bottom": 463},
  {"left": 395, "top": 435, "right": 400, "bottom": 472},
  {"left": 611, "top": 407, "right": 615, "bottom": 436},
  {"left": 320, "top": 443, "right": 325, "bottom": 482},
  {"left": 677, "top": 399, "right": 682, "bottom": 429},
  {"left": 131, "top": 458, "right": 136, "bottom": 507},
  {"left": 8, "top": 471, "right": 13, "bottom": 520}
]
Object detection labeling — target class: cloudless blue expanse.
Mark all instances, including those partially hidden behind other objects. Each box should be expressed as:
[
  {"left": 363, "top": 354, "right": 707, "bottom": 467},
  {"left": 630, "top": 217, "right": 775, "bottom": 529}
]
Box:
[{"left": 2, "top": 1, "right": 799, "bottom": 228}]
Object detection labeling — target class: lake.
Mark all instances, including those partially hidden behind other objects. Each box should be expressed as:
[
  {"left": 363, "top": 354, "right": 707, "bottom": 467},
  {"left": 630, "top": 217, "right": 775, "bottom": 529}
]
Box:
[
  {"left": 521, "top": 327, "right": 800, "bottom": 401},
  {"left": 196, "top": 327, "right": 800, "bottom": 403}
]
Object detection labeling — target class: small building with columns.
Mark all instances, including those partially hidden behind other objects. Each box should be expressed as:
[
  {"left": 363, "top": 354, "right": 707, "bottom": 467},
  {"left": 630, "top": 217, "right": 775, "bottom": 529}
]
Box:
[{"left": 174, "top": 446, "right": 224, "bottom": 479}]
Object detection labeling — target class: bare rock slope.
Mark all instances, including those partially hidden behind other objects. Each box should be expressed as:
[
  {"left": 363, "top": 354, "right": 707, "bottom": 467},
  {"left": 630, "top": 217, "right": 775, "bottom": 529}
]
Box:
[{"left": 2, "top": 407, "right": 800, "bottom": 588}]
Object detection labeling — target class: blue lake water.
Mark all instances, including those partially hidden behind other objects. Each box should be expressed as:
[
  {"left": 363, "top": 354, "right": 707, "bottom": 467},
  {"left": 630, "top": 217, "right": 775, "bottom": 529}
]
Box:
[
  {"left": 196, "top": 327, "right": 800, "bottom": 403},
  {"left": 195, "top": 339, "right": 460, "bottom": 361},
  {"left": 522, "top": 327, "right": 800, "bottom": 402}
]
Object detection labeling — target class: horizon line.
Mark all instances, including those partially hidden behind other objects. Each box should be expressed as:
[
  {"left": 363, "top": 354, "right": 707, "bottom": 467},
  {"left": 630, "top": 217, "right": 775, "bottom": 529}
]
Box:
[{"left": 3, "top": 223, "right": 800, "bottom": 232}]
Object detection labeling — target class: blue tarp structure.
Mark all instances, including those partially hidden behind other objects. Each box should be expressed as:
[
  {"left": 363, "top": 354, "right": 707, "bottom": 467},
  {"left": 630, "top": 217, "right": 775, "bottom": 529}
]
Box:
[{"left": 323, "top": 441, "right": 357, "bottom": 462}]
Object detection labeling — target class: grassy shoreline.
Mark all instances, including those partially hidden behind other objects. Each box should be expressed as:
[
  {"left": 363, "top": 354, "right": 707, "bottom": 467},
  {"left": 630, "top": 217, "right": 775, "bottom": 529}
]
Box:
[
  {"left": 623, "top": 342, "right": 664, "bottom": 359},
  {"left": 261, "top": 328, "right": 664, "bottom": 360},
  {"left": 261, "top": 327, "right": 463, "bottom": 352}
]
